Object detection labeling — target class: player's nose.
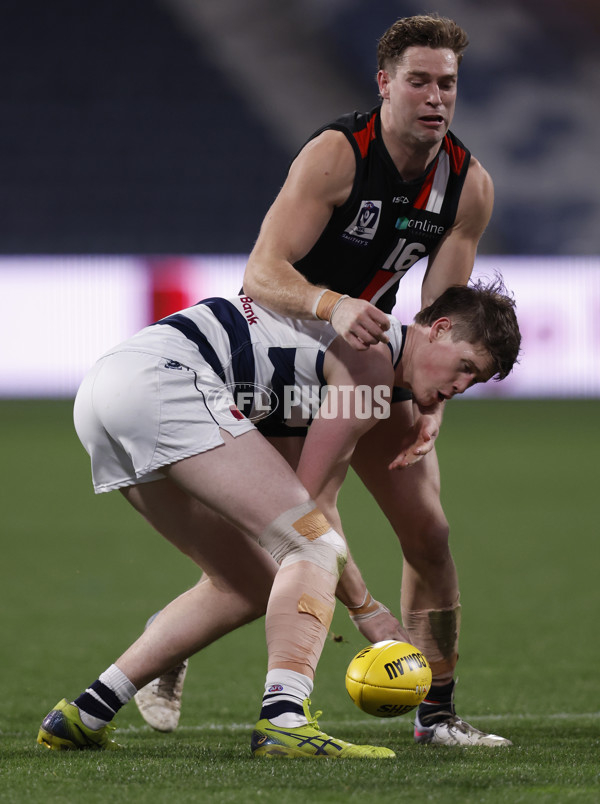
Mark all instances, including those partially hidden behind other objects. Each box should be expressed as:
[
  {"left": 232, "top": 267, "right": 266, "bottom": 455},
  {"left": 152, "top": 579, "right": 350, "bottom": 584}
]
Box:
[
  {"left": 453, "top": 376, "right": 472, "bottom": 395},
  {"left": 426, "top": 85, "right": 442, "bottom": 105}
]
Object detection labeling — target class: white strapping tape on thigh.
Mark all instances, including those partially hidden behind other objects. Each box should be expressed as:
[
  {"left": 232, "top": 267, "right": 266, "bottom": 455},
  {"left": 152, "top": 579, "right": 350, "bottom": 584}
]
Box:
[{"left": 259, "top": 500, "right": 347, "bottom": 577}]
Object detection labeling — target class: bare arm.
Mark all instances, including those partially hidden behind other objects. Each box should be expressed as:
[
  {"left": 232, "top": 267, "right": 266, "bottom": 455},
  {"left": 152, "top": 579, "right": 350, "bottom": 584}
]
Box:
[
  {"left": 244, "top": 131, "right": 391, "bottom": 350},
  {"left": 295, "top": 340, "right": 410, "bottom": 642},
  {"left": 421, "top": 157, "right": 494, "bottom": 308},
  {"left": 295, "top": 339, "right": 393, "bottom": 504},
  {"left": 393, "top": 159, "right": 493, "bottom": 467}
]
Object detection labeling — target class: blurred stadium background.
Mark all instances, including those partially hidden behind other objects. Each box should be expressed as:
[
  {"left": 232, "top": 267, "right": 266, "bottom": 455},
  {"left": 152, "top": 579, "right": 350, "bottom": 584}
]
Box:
[{"left": 0, "top": 0, "right": 599, "bottom": 400}]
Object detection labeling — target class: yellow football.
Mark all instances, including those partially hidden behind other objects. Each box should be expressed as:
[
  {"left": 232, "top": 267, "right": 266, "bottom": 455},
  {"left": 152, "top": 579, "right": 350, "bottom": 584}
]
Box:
[{"left": 345, "top": 640, "right": 432, "bottom": 717}]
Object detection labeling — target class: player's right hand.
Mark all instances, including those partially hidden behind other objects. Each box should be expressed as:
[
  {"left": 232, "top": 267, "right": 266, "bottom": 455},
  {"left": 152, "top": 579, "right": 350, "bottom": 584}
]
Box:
[
  {"left": 330, "top": 297, "right": 390, "bottom": 351},
  {"left": 350, "top": 603, "right": 411, "bottom": 644},
  {"left": 388, "top": 414, "right": 440, "bottom": 469}
]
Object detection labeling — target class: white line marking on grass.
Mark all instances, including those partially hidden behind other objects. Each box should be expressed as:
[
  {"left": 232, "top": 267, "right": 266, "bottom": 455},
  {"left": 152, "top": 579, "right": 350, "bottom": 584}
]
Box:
[
  {"left": 113, "top": 711, "right": 600, "bottom": 734},
  {"left": 6, "top": 712, "right": 597, "bottom": 740}
]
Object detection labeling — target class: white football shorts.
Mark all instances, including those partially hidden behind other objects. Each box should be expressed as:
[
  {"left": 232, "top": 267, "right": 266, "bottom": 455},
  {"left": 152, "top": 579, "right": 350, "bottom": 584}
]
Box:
[{"left": 73, "top": 350, "right": 255, "bottom": 493}]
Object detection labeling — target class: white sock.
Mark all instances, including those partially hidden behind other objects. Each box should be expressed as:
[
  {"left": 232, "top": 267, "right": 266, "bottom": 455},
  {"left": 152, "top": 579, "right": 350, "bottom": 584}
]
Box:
[
  {"left": 260, "top": 668, "right": 313, "bottom": 728},
  {"left": 76, "top": 664, "right": 137, "bottom": 730},
  {"left": 99, "top": 664, "right": 138, "bottom": 705}
]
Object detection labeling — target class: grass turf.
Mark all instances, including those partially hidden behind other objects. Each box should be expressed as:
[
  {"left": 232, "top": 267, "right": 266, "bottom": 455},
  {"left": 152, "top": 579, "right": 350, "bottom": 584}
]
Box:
[{"left": 1, "top": 399, "right": 598, "bottom": 803}]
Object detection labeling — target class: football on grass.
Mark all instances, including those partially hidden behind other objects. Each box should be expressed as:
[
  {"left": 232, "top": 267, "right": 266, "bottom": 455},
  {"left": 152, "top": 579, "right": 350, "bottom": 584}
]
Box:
[{"left": 345, "top": 640, "right": 432, "bottom": 717}]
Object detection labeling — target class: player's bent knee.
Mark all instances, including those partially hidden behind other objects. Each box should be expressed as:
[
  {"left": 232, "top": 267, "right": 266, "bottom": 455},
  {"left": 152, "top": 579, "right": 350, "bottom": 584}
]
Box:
[{"left": 259, "top": 501, "right": 347, "bottom": 578}]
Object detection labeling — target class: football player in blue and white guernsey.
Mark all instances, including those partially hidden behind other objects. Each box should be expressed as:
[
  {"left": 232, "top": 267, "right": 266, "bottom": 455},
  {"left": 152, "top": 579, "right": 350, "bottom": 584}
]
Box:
[{"left": 38, "top": 279, "right": 519, "bottom": 756}]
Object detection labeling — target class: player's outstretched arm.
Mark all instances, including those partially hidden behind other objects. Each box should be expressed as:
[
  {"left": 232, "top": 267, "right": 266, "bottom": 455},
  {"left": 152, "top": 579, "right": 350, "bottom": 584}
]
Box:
[
  {"left": 296, "top": 337, "right": 405, "bottom": 639},
  {"left": 296, "top": 336, "right": 393, "bottom": 507},
  {"left": 243, "top": 131, "right": 390, "bottom": 350}
]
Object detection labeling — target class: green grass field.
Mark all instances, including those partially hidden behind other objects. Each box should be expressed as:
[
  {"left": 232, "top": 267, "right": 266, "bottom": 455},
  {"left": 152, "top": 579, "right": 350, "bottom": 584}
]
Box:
[{"left": 1, "top": 399, "right": 598, "bottom": 803}]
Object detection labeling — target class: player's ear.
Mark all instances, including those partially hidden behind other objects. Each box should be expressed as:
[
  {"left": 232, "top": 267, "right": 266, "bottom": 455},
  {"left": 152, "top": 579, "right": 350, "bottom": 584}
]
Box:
[
  {"left": 378, "top": 70, "right": 391, "bottom": 99},
  {"left": 429, "top": 318, "right": 452, "bottom": 341}
]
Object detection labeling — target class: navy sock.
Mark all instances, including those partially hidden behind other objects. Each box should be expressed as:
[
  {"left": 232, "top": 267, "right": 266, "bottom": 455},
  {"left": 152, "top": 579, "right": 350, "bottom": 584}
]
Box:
[
  {"left": 418, "top": 679, "right": 456, "bottom": 724},
  {"left": 73, "top": 664, "right": 137, "bottom": 729},
  {"left": 74, "top": 680, "right": 122, "bottom": 723}
]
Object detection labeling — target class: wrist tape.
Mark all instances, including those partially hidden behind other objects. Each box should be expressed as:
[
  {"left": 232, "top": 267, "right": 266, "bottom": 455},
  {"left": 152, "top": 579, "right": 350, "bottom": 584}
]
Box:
[
  {"left": 314, "top": 289, "right": 349, "bottom": 322},
  {"left": 347, "top": 591, "right": 390, "bottom": 622}
]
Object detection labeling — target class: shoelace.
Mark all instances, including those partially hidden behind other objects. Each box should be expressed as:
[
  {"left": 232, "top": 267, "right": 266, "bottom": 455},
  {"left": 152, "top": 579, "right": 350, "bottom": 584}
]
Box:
[
  {"left": 302, "top": 699, "right": 323, "bottom": 730},
  {"left": 156, "top": 665, "right": 184, "bottom": 697},
  {"left": 445, "top": 716, "right": 481, "bottom": 735}
]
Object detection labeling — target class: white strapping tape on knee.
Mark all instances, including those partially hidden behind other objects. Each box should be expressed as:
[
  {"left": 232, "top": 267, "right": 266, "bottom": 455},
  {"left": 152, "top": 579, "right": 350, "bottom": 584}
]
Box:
[{"left": 259, "top": 500, "right": 347, "bottom": 577}]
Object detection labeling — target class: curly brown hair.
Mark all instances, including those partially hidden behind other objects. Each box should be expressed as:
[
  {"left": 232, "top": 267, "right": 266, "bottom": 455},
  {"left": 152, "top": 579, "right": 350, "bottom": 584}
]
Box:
[
  {"left": 377, "top": 14, "right": 469, "bottom": 72},
  {"left": 414, "top": 277, "right": 522, "bottom": 381}
]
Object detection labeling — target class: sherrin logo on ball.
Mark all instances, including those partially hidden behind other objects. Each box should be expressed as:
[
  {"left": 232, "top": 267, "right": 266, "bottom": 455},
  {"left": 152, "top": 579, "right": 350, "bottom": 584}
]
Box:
[{"left": 345, "top": 640, "right": 432, "bottom": 717}]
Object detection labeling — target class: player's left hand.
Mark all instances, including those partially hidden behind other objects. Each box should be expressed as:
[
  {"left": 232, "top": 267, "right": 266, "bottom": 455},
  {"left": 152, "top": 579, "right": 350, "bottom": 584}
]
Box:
[{"left": 388, "top": 414, "right": 439, "bottom": 469}]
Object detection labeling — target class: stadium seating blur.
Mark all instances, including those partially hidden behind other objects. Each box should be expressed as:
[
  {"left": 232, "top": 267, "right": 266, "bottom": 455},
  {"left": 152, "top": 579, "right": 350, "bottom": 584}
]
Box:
[
  {"left": 0, "top": 0, "right": 290, "bottom": 253},
  {"left": 0, "top": 0, "right": 597, "bottom": 255}
]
